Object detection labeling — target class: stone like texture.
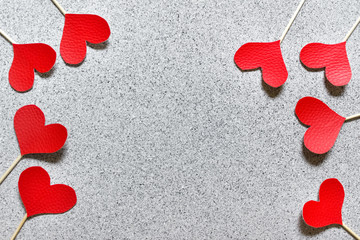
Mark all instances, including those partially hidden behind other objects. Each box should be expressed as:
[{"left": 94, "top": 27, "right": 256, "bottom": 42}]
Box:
[{"left": 0, "top": 0, "right": 359, "bottom": 239}]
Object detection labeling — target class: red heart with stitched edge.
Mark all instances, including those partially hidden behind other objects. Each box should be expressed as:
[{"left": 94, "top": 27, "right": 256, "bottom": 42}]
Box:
[
  {"left": 19, "top": 166, "right": 77, "bottom": 217},
  {"left": 234, "top": 40, "right": 288, "bottom": 88},
  {"left": 60, "top": 13, "right": 111, "bottom": 64},
  {"left": 300, "top": 42, "right": 351, "bottom": 86},
  {"left": 9, "top": 43, "right": 56, "bottom": 92},
  {"left": 14, "top": 105, "right": 67, "bottom": 156},
  {"left": 295, "top": 97, "right": 345, "bottom": 154},
  {"left": 303, "top": 178, "right": 344, "bottom": 228}
]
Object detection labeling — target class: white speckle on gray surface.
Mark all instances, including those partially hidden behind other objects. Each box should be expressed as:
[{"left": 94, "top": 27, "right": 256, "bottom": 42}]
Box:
[{"left": 0, "top": 0, "right": 360, "bottom": 239}]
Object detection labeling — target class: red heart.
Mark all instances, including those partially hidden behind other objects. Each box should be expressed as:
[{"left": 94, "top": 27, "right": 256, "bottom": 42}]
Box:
[
  {"left": 60, "top": 13, "right": 111, "bottom": 64},
  {"left": 14, "top": 105, "right": 67, "bottom": 156},
  {"left": 300, "top": 42, "right": 351, "bottom": 86},
  {"left": 19, "top": 166, "right": 76, "bottom": 217},
  {"left": 303, "top": 178, "right": 344, "bottom": 228},
  {"left": 234, "top": 40, "right": 288, "bottom": 88},
  {"left": 9, "top": 43, "right": 56, "bottom": 92},
  {"left": 295, "top": 97, "right": 345, "bottom": 154}
]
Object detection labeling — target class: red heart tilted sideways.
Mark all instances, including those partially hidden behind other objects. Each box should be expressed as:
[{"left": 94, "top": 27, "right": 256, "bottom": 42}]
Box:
[
  {"left": 295, "top": 97, "right": 345, "bottom": 154},
  {"left": 14, "top": 105, "right": 68, "bottom": 156},
  {"left": 303, "top": 178, "right": 344, "bottom": 228},
  {"left": 19, "top": 166, "right": 76, "bottom": 217},
  {"left": 234, "top": 40, "right": 288, "bottom": 88},
  {"left": 300, "top": 42, "right": 351, "bottom": 86},
  {"left": 9, "top": 43, "right": 56, "bottom": 92},
  {"left": 60, "top": 14, "right": 111, "bottom": 64}
]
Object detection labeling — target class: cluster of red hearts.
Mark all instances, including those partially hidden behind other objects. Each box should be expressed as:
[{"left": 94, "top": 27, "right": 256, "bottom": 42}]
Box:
[
  {"left": 1, "top": 2, "right": 110, "bottom": 239},
  {"left": 234, "top": 25, "right": 360, "bottom": 238}
]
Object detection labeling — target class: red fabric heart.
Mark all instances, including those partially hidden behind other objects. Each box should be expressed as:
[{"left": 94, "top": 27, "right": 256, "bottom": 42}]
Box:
[
  {"left": 234, "top": 40, "right": 288, "bottom": 88},
  {"left": 9, "top": 43, "right": 56, "bottom": 92},
  {"left": 14, "top": 105, "right": 67, "bottom": 156},
  {"left": 300, "top": 42, "right": 351, "bottom": 86},
  {"left": 60, "top": 13, "right": 111, "bottom": 64},
  {"left": 19, "top": 166, "right": 76, "bottom": 217},
  {"left": 295, "top": 97, "right": 345, "bottom": 154},
  {"left": 303, "top": 178, "right": 344, "bottom": 228}
]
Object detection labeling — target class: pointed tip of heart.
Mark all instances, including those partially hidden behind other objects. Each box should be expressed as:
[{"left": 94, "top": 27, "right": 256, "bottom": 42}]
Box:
[{"left": 234, "top": 40, "right": 287, "bottom": 88}]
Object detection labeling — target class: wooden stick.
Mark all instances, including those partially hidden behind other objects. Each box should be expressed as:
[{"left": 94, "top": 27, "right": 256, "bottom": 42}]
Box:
[
  {"left": 279, "top": 0, "right": 306, "bottom": 43},
  {"left": 0, "top": 155, "right": 22, "bottom": 185},
  {"left": 345, "top": 113, "right": 360, "bottom": 122},
  {"left": 343, "top": 16, "right": 360, "bottom": 42},
  {"left": 342, "top": 223, "right": 360, "bottom": 240},
  {"left": 0, "top": 29, "right": 15, "bottom": 44},
  {"left": 51, "top": 0, "right": 67, "bottom": 16},
  {"left": 10, "top": 214, "right": 27, "bottom": 240}
]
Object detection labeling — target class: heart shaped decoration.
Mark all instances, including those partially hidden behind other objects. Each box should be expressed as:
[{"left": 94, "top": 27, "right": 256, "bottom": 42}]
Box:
[
  {"left": 303, "top": 178, "right": 344, "bottom": 228},
  {"left": 295, "top": 97, "right": 345, "bottom": 154},
  {"left": 234, "top": 40, "right": 288, "bottom": 88},
  {"left": 19, "top": 166, "right": 76, "bottom": 217},
  {"left": 60, "top": 13, "right": 111, "bottom": 64},
  {"left": 300, "top": 42, "right": 351, "bottom": 86},
  {"left": 9, "top": 43, "right": 56, "bottom": 92},
  {"left": 14, "top": 105, "right": 68, "bottom": 156}
]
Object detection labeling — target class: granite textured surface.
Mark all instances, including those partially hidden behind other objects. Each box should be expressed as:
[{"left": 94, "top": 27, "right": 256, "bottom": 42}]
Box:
[{"left": 0, "top": 0, "right": 360, "bottom": 239}]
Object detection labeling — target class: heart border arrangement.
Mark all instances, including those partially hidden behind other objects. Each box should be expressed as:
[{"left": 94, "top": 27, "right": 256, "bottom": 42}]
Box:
[
  {"left": 233, "top": 0, "right": 360, "bottom": 238},
  {"left": 234, "top": 0, "right": 358, "bottom": 89},
  {"left": 0, "top": 0, "right": 111, "bottom": 239},
  {"left": 4, "top": 2, "right": 110, "bottom": 93},
  {"left": 2, "top": 0, "right": 360, "bottom": 239}
]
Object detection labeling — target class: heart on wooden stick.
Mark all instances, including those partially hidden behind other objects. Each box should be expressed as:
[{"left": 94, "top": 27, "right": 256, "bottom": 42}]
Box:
[
  {"left": 9, "top": 43, "right": 56, "bottom": 92},
  {"left": 51, "top": 0, "right": 110, "bottom": 64},
  {"left": 295, "top": 97, "right": 360, "bottom": 154},
  {"left": 303, "top": 178, "right": 344, "bottom": 227},
  {"left": 234, "top": 0, "right": 306, "bottom": 88},
  {"left": 234, "top": 40, "right": 288, "bottom": 88},
  {"left": 60, "top": 13, "right": 110, "bottom": 64},
  {"left": 9, "top": 167, "right": 76, "bottom": 239},
  {"left": 299, "top": 16, "right": 360, "bottom": 86},
  {"left": 0, "top": 105, "right": 67, "bottom": 185},
  {"left": 14, "top": 105, "right": 68, "bottom": 155},
  {"left": 302, "top": 178, "right": 360, "bottom": 239},
  {"left": 19, "top": 166, "right": 77, "bottom": 217},
  {"left": 300, "top": 42, "right": 351, "bottom": 86},
  {"left": 295, "top": 97, "right": 346, "bottom": 154}
]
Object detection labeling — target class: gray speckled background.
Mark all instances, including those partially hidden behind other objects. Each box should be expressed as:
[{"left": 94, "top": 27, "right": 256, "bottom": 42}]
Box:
[{"left": 0, "top": 0, "right": 359, "bottom": 239}]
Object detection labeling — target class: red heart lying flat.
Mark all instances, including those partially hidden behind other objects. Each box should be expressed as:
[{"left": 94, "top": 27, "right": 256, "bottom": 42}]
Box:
[
  {"left": 19, "top": 166, "right": 77, "bottom": 217},
  {"left": 234, "top": 40, "right": 288, "bottom": 88},
  {"left": 303, "top": 178, "right": 344, "bottom": 228},
  {"left": 60, "top": 13, "right": 111, "bottom": 64},
  {"left": 14, "top": 105, "right": 68, "bottom": 156},
  {"left": 9, "top": 43, "right": 56, "bottom": 92},
  {"left": 295, "top": 97, "right": 345, "bottom": 154},
  {"left": 300, "top": 42, "right": 351, "bottom": 86}
]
